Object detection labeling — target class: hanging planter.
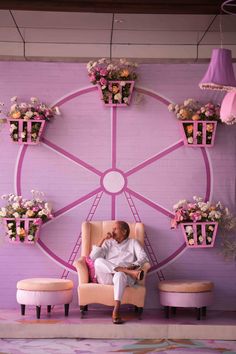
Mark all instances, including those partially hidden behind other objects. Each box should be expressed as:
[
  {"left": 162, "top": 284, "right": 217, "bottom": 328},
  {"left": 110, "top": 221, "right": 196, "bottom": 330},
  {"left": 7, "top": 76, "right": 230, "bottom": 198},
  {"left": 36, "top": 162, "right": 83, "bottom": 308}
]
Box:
[
  {"left": 87, "top": 58, "right": 137, "bottom": 107},
  {"left": 7, "top": 119, "right": 46, "bottom": 145},
  {"left": 168, "top": 99, "right": 220, "bottom": 148},
  {"left": 180, "top": 222, "right": 218, "bottom": 248},
  {"left": 97, "top": 80, "right": 135, "bottom": 107},
  {"left": 2, "top": 96, "right": 60, "bottom": 145},
  {"left": 2, "top": 217, "right": 42, "bottom": 244},
  {"left": 0, "top": 190, "right": 53, "bottom": 244},
  {"left": 180, "top": 121, "right": 217, "bottom": 147}
]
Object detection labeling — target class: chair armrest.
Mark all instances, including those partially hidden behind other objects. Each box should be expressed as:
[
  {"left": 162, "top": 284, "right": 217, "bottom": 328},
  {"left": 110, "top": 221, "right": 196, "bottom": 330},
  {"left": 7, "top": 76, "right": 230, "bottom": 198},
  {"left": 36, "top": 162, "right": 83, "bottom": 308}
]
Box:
[{"left": 73, "top": 257, "right": 89, "bottom": 285}]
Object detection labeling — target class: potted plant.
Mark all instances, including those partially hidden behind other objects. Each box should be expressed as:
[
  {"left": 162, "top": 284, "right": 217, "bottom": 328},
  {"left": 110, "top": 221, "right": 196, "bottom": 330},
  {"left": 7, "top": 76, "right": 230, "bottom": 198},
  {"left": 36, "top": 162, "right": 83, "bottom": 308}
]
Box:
[
  {"left": 171, "top": 196, "right": 230, "bottom": 248},
  {"left": 87, "top": 58, "right": 138, "bottom": 107},
  {"left": 168, "top": 98, "right": 221, "bottom": 147},
  {"left": 1, "top": 97, "right": 60, "bottom": 145},
  {"left": 0, "top": 190, "right": 53, "bottom": 244}
]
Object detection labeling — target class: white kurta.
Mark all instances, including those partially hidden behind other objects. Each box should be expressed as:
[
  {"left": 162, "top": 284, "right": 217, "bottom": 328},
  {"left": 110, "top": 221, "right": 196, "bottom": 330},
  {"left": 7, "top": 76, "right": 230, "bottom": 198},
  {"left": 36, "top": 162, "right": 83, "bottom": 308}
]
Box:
[{"left": 89, "top": 238, "right": 149, "bottom": 301}]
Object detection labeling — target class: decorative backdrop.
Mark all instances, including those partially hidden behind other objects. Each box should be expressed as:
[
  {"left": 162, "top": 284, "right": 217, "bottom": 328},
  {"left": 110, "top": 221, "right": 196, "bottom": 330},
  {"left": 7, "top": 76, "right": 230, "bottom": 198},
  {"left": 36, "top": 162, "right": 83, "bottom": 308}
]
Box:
[{"left": 0, "top": 62, "right": 235, "bottom": 310}]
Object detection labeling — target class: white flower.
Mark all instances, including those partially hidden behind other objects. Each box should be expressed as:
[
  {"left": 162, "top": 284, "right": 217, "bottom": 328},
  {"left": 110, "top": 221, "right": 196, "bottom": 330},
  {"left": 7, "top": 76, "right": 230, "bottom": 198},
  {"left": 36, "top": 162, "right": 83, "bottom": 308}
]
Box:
[
  {"left": 16, "top": 227, "right": 21, "bottom": 234},
  {"left": 12, "top": 202, "right": 20, "bottom": 210},
  {"left": 123, "top": 97, "right": 129, "bottom": 104},
  {"left": 173, "top": 199, "right": 187, "bottom": 210},
  {"left": 21, "top": 132, "right": 26, "bottom": 138},
  {"left": 13, "top": 212, "right": 20, "bottom": 218},
  {"left": 25, "top": 111, "right": 34, "bottom": 118},
  {"left": 114, "top": 93, "right": 122, "bottom": 101},
  {"left": 198, "top": 235, "right": 203, "bottom": 243},
  {"left": 207, "top": 236, "right": 212, "bottom": 243},
  {"left": 10, "top": 124, "right": 17, "bottom": 133},
  {"left": 188, "top": 238, "right": 195, "bottom": 245},
  {"left": 8, "top": 229, "right": 13, "bottom": 235},
  {"left": 19, "top": 102, "right": 27, "bottom": 108},
  {"left": 45, "top": 202, "right": 52, "bottom": 212},
  {"left": 54, "top": 106, "right": 60, "bottom": 115},
  {"left": 185, "top": 226, "right": 193, "bottom": 234},
  {"left": 187, "top": 137, "right": 193, "bottom": 144},
  {"left": 10, "top": 96, "right": 17, "bottom": 102},
  {"left": 28, "top": 234, "right": 34, "bottom": 241},
  {"left": 208, "top": 226, "right": 214, "bottom": 231},
  {"left": 24, "top": 201, "right": 33, "bottom": 208},
  {"left": 8, "top": 223, "right": 14, "bottom": 228},
  {"left": 10, "top": 104, "right": 17, "bottom": 112},
  {"left": 30, "top": 97, "right": 38, "bottom": 104},
  {"left": 0, "top": 210, "right": 7, "bottom": 217}
]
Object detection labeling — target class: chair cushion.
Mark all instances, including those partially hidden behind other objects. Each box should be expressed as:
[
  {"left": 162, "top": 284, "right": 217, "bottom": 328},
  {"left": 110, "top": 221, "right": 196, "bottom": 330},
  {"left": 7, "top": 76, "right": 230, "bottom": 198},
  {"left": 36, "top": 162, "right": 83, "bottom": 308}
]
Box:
[
  {"left": 158, "top": 280, "right": 214, "bottom": 293},
  {"left": 16, "top": 278, "right": 73, "bottom": 291},
  {"left": 85, "top": 257, "right": 97, "bottom": 283}
]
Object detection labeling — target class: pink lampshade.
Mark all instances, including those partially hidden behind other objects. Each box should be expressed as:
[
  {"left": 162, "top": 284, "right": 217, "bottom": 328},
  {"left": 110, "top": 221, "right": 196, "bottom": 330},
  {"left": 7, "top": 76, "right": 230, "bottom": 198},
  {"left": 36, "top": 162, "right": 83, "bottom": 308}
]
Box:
[
  {"left": 199, "top": 48, "right": 236, "bottom": 91},
  {"left": 220, "top": 89, "right": 236, "bottom": 125}
]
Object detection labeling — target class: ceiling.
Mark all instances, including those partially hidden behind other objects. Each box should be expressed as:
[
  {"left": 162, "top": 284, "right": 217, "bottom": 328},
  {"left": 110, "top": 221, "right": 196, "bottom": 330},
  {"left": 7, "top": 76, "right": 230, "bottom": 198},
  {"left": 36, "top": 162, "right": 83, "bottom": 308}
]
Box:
[{"left": 0, "top": 0, "right": 235, "bottom": 62}]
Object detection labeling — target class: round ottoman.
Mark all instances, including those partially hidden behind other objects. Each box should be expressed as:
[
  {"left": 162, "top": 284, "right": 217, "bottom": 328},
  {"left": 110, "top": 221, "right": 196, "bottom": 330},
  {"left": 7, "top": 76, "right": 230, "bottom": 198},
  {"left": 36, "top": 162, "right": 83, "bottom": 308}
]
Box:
[
  {"left": 16, "top": 278, "right": 73, "bottom": 319},
  {"left": 158, "top": 280, "right": 214, "bottom": 320}
]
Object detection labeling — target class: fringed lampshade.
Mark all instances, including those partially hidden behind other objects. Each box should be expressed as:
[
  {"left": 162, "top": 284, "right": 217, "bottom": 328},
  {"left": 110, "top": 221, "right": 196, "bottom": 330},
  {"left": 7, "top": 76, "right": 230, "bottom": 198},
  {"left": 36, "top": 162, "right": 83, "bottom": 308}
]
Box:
[
  {"left": 220, "top": 89, "right": 236, "bottom": 125},
  {"left": 199, "top": 48, "right": 236, "bottom": 91}
]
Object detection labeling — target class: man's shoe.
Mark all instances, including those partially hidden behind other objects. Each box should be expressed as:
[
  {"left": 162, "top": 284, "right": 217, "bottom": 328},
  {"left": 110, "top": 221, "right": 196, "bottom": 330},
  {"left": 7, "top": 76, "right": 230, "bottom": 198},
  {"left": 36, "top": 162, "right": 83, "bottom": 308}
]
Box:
[{"left": 112, "top": 313, "right": 124, "bottom": 324}]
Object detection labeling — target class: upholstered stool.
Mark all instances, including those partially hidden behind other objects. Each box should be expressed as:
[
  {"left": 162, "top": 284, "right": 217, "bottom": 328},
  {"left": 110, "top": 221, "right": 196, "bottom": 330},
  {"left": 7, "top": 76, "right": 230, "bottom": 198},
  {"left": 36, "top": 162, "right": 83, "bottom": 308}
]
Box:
[
  {"left": 158, "top": 280, "right": 214, "bottom": 320},
  {"left": 16, "top": 278, "right": 73, "bottom": 319}
]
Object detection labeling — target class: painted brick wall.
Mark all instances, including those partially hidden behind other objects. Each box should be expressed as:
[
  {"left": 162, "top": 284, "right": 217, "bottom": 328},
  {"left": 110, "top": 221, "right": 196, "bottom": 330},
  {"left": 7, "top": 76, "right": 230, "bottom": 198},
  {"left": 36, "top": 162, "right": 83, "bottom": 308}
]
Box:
[{"left": 0, "top": 62, "right": 235, "bottom": 310}]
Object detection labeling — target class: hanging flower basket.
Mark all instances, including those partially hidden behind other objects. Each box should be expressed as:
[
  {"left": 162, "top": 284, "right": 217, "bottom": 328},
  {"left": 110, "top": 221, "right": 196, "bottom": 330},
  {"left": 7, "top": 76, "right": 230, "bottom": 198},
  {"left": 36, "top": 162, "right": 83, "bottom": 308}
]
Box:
[
  {"left": 7, "top": 118, "right": 46, "bottom": 145},
  {"left": 87, "top": 58, "right": 138, "bottom": 107},
  {"left": 180, "top": 121, "right": 217, "bottom": 147},
  {"left": 181, "top": 222, "right": 218, "bottom": 248},
  {"left": 97, "top": 80, "right": 135, "bottom": 107},
  {"left": 1, "top": 96, "right": 60, "bottom": 145},
  {"left": 2, "top": 217, "right": 42, "bottom": 244}
]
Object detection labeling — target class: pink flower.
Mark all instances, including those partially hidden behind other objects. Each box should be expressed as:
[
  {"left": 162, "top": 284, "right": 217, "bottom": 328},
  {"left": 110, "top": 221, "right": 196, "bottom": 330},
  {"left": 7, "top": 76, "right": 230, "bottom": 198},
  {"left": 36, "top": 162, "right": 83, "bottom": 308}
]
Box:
[
  {"left": 100, "top": 69, "right": 108, "bottom": 76},
  {"left": 190, "top": 211, "right": 202, "bottom": 222},
  {"left": 100, "top": 77, "right": 107, "bottom": 86}
]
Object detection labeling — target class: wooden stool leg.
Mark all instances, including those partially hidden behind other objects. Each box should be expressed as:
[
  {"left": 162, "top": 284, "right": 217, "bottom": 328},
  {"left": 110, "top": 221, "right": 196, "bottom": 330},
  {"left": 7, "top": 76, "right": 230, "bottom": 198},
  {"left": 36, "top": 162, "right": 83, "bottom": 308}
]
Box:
[
  {"left": 47, "top": 305, "right": 51, "bottom": 313},
  {"left": 202, "top": 306, "right": 207, "bottom": 317},
  {"left": 36, "top": 306, "right": 41, "bottom": 319},
  {"left": 64, "top": 304, "right": 69, "bottom": 317},
  {"left": 197, "top": 307, "right": 201, "bottom": 320},
  {"left": 164, "top": 306, "right": 170, "bottom": 318},
  {"left": 21, "top": 304, "right": 25, "bottom": 316}
]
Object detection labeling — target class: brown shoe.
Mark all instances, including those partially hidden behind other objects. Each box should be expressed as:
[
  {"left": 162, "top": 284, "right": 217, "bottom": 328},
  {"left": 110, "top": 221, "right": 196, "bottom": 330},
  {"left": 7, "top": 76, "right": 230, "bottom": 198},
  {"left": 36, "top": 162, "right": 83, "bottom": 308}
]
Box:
[{"left": 112, "top": 313, "right": 124, "bottom": 324}]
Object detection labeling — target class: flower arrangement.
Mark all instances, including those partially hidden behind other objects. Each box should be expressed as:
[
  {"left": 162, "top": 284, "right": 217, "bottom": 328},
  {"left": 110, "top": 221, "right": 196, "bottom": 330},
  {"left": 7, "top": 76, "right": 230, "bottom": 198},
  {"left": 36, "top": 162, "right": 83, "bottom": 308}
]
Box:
[
  {"left": 1, "top": 97, "right": 60, "bottom": 143},
  {"left": 171, "top": 196, "right": 235, "bottom": 247},
  {"left": 168, "top": 99, "right": 221, "bottom": 122},
  {"left": 87, "top": 58, "right": 138, "bottom": 105},
  {"left": 0, "top": 190, "right": 53, "bottom": 242},
  {"left": 168, "top": 99, "right": 221, "bottom": 146}
]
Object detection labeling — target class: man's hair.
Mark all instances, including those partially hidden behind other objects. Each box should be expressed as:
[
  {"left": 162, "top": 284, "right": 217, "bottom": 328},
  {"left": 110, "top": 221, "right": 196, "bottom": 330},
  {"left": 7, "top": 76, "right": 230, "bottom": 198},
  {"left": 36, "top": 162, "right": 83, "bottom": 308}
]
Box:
[{"left": 118, "top": 221, "right": 130, "bottom": 237}]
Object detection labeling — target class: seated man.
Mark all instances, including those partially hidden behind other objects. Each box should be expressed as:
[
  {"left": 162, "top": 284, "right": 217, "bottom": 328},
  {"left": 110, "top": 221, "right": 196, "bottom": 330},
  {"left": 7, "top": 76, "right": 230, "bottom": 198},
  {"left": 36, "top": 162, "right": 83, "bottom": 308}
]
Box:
[{"left": 89, "top": 220, "right": 149, "bottom": 324}]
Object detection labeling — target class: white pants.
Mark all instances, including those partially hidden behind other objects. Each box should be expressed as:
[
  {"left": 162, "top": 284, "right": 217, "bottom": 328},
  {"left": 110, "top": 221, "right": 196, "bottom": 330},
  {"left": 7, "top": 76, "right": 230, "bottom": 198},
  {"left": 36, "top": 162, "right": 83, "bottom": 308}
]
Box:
[{"left": 94, "top": 258, "right": 135, "bottom": 301}]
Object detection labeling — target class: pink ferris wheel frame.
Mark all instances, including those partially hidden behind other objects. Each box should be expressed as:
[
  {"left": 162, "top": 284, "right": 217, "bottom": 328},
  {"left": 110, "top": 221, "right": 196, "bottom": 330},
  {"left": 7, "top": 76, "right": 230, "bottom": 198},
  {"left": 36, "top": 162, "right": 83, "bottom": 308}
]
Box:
[{"left": 14, "top": 86, "right": 212, "bottom": 274}]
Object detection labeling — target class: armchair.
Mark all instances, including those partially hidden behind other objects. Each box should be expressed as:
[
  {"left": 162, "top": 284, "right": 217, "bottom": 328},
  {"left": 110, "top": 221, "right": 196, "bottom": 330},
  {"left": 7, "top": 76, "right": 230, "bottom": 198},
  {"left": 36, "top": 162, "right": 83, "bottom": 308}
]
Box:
[{"left": 73, "top": 221, "right": 151, "bottom": 317}]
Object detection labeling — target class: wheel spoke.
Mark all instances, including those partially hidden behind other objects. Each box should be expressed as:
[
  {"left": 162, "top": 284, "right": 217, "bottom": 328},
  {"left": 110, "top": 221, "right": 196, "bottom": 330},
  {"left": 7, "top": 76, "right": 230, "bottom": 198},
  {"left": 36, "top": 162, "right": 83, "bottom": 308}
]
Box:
[
  {"left": 125, "top": 140, "right": 184, "bottom": 177},
  {"left": 42, "top": 138, "right": 103, "bottom": 176},
  {"left": 54, "top": 187, "right": 103, "bottom": 218},
  {"left": 126, "top": 187, "right": 174, "bottom": 218}
]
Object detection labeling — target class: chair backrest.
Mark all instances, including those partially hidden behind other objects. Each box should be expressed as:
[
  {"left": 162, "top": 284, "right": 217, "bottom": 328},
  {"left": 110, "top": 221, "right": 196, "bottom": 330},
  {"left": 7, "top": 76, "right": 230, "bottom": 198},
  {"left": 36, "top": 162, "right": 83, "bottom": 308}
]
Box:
[{"left": 81, "top": 221, "right": 145, "bottom": 257}]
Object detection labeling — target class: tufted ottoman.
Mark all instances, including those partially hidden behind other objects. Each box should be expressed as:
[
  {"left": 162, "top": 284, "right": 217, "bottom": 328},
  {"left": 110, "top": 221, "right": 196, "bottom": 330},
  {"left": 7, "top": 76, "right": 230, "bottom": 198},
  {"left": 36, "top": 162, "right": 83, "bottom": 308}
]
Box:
[
  {"left": 158, "top": 280, "right": 214, "bottom": 320},
  {"left": 16, "top": 278, "right": 73, "bottom": 319}
]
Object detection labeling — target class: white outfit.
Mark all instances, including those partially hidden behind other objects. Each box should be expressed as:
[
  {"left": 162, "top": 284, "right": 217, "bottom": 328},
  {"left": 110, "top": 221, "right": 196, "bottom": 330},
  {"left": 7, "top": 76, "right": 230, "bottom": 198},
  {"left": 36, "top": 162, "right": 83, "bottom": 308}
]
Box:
[{"left": 90, "top": 238, "right": 149, "bottom": 301}]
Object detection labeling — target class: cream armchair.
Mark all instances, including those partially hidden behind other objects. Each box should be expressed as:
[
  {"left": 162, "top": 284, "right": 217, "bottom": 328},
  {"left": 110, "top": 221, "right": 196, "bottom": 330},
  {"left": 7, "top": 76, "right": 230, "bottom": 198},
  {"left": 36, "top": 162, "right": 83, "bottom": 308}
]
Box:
[{"left": 73, "top": 221, "right": 151, "bottom": 317}]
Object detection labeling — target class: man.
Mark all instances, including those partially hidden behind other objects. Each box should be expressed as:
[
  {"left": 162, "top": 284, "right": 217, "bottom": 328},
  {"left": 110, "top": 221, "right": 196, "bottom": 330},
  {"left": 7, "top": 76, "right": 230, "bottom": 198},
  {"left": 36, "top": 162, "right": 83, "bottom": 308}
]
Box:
[{"left": 89, "top": 220, "right": 149, "bottom": 324}]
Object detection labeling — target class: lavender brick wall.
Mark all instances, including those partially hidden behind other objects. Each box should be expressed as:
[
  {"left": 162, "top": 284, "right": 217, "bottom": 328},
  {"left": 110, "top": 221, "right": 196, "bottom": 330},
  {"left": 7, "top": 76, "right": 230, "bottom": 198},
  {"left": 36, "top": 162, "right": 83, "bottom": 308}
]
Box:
[{"left": 0, "top": 61, "right": 235, "bottom": 310}]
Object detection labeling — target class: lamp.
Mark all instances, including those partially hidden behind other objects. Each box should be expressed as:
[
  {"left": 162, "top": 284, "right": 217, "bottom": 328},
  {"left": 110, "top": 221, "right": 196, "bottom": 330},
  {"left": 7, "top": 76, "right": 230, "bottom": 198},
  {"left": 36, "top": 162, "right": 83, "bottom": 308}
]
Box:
[
  {"left": 199, "top": 4, "right": 236, "bottom": 92},
  {"left": 199, "top": 48, "right": 236, "bottom": 91},
  {"left": 220, "top": 89, "right": 236, "bottom": 124}
]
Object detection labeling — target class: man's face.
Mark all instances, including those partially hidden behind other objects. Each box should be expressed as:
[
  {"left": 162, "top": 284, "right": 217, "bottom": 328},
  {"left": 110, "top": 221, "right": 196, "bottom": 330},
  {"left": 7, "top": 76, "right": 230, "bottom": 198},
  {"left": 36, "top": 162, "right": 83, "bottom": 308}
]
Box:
[{"left": 112, "top": 222, "right": 126, "bottom": 243}]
